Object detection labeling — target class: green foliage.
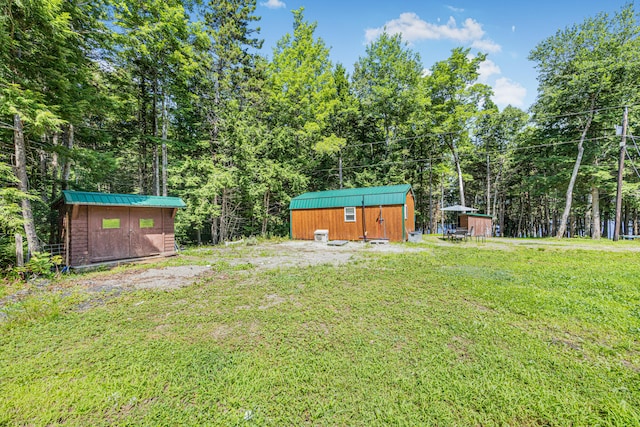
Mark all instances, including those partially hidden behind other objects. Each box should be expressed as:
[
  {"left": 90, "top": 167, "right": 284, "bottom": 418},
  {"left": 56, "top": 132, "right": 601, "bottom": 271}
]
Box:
[
  {"left": 1, "top": 0, "right": 639, "bottom": 260},
  {"left": 15, "top": 252, "right": 63, "bottom": 280},
  {"left": 0, "top": 163, "right": 27, "bottom": 235},
  {"left": 352, "top": 32, "right": 422, "bottom": 136}
]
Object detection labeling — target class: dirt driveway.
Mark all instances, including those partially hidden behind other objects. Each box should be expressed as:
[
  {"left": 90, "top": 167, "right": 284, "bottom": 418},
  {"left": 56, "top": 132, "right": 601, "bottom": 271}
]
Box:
[
  {"left": 78, "top": 240, "right": 423, "bottom": 292},
  {"left": 4, "top": 236, "right": 639, "bottom": 308}
]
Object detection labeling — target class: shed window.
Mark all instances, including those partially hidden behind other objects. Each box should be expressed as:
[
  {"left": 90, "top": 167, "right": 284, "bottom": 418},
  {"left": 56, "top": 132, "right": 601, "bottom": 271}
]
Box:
[
  {"left": 404, "top": 204, "right": 408, "bottom": 220},
  {"left": 139, "top": 218, "right": 154, "bottom": 228},
  {"left": 102, "top": 218, "right": 121, "bottom": 229},
  {"left": 344, "top": 207, "right": 356, "bottom": 222}
]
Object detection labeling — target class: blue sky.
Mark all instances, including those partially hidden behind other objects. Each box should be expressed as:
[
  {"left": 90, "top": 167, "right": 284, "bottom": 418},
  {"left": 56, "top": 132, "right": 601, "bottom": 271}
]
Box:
[{"left": 255, "top": 0, "right": 632, "bottom": 110}]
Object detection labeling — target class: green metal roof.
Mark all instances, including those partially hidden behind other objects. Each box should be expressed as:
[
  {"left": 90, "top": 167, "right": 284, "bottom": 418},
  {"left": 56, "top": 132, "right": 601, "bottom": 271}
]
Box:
[
  {"left": 463, "top": 213, "right": 492, "bottom": 218},
  {"left": 290, "top": 184, "right": 413, "bottom": 210},
  {"left": 62, "top": 190, "right": 186, "bottom": 208}
]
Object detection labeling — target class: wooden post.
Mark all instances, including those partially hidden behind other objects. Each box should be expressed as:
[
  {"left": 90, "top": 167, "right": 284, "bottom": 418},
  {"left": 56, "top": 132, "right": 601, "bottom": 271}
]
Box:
[{"left": 15, "top": 234, "right": 24, "bottom": 267}]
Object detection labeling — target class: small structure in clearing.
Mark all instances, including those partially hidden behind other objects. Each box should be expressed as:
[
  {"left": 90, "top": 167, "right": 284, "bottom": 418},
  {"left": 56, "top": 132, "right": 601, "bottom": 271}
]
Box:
[
  {"left": 459, "top": 213, "right": 493, "bottom": 238},
  {"left": 289, "top": 184, "right": 415, "bottom": 242},
  {"left": 55, "top": 190, "right": 186, "bottom": 268}
]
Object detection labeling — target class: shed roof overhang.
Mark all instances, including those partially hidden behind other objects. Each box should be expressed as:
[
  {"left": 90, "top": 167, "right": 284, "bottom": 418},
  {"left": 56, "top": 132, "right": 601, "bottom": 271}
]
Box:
[
  {"left": 290, "top": 184, "right": 413, "bottom": 210},
  {"left": 60, "top": 190, "right": 186, "bottom": 209}
]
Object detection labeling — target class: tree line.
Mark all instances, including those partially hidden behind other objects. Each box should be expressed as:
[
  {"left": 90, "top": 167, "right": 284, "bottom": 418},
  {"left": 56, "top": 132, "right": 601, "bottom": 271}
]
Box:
[{"left": 1, "top": 1, "right": 639, "bottom": 267}]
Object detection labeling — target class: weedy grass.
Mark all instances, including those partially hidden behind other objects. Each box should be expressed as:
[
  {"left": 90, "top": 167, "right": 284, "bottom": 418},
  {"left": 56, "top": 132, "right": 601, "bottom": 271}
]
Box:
[{"left": 1, "top": 241, "right": 640, "bottom": 425}]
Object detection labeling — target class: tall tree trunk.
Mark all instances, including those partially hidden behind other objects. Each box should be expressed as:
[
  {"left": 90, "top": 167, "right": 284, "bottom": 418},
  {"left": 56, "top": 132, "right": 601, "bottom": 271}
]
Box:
[
  {"left": 556, "top": 97, "right": 596, "bottom": 238},
  {"left": 544, "top": 197, "right": 551, "bottom": 237},
  {"left": 50, "top": 133, "right": 59, "bottom": 201},
  {"left": 454, "top": 152, "right": 465, "bottom": 207},
  {"left": 445, "top": 137, "right": 465, "bottom": 206},
  {"left": 153, "top": 77, "right": 160, "bottom": 196},
  {"left": 49, "top": 133, "right": 59, "bottom": 244},
  {"left": 13, "top": 114, "right": 40, "bottom": 255},
  {"left": 62, "top": 124, "right": 74, "bottom": 190},
  {"left": 585, "top": 191, "right": 593, "bottom": 237},
  {"left": 38, "top": 146, "right": 47, "bottom": 199},
  {"left": 153, "top": 147, "right": 159, "bottom": 196},
  {"left": 211, "top": 195, "right": 219, "bottom": 244},
  {"left": 570, "top": 213, "right": 576, "bottom": 238},
  {"left": 139, "top": 74, "right": 148, "bottom": 193},
  {"left": 428, "top": 159, "right": 434, "bottom": 233},
  {"left": 517, "top": 195, "right": 524, "bottom": 237},
  {"left": 499, "top": 195, "right": 505, "bottom": 237},
  {"left": 262, "top": 190, "right": 270, "bottom": 235},
  {"left": 486, "top": 153, "right": 491, "bottom": 215},
  {"left": 162, "top": 94, "right": 168, "bottom": 197},
  {"left": 591, "top": 186, "right": 601, "bottom": 239},
  {"left": 220, "top": 189, "right": 228, "bottom": 242}
]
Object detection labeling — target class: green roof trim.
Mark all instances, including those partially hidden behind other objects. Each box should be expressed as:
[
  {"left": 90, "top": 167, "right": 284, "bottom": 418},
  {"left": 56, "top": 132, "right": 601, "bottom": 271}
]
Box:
[
  {"left": 290, "top": 184, "right": 413, "bottom": 210},
  {"left": 463, "top": 213, "right": 492, "bottom": 218},
  {"left": 62, "top": 190, "right": 186, "bottom": 208}
]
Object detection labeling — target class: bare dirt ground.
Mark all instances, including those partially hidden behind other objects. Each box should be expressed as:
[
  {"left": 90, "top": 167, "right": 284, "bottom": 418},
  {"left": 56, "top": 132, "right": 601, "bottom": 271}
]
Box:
[
  {"left": 3, "top": 237, "right": 640, "bottom": 310},
  {"left": 80, "top": 236, "right": 639, "bottom": 292},
  {"left": 0, "top": 240, "right": 424, "bottom": 309}
]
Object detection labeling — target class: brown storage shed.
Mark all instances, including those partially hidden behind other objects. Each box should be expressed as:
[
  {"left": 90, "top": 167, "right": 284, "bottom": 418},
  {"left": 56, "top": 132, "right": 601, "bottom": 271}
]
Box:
[
  {"left": 289, "top": 184, "right": 415, "bottom": 242},
  {"left": 459, "top": 213, "right": 493, "bottom": 237},
  {"left": 57, "top": 190, "right": 186, "bottom": 267}
]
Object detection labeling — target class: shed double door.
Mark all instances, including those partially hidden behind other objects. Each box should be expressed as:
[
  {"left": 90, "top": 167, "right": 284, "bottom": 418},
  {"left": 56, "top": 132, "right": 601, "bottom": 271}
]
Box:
[{"left": 89, "top": 206, "right": 164, "bottom": 262}]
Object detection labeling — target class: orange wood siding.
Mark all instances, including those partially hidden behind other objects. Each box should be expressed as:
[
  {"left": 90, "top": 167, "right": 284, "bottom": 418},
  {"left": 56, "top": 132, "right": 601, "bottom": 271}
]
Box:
[
  {"left": 291, "top": 191, "right": 416, "bottom": 242},
  {"left": 459, "top": 214, "right": 492, "bottom": 237},
  {"left": 405, "top": 191, "right": 416, "bottom": 237}
]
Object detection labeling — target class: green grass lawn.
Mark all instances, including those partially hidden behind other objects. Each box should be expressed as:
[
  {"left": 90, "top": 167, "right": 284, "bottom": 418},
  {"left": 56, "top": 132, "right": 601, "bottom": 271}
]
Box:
[{"left": 2, "top": 239, "right": 640, "bottom": 425}]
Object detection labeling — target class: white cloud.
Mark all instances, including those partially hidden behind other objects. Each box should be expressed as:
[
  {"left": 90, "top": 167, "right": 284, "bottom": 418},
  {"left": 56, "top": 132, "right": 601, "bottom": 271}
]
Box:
[
  {"left": 492, "top": 77, "right": 526, "bottom": 108},
  {"left": 261, "top": 0, "right": 285, "bottom": 9},
  {"left": 447, "top": 5, "right": 465, "bottom": 13},
  {"left": 364, "top": 13, "right": 501, "bottom": 53},
  {"left": 471, "top": 38, "right": 501, "bottom": 53},
  {"left": 478, "top": 59, "right": 501, "bottom": 82},
  {"left": 512, "top": 25, "right": 516, "bottom": 32}
]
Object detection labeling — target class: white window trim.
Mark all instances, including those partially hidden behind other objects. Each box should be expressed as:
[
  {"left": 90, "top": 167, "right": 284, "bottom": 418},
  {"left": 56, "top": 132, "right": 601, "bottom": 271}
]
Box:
[
  {"left": 404, "top": 204, "right": 408, "bottom": 220},
  {"left": 344, "top": 206, "right": 356, "bottom": 222}
]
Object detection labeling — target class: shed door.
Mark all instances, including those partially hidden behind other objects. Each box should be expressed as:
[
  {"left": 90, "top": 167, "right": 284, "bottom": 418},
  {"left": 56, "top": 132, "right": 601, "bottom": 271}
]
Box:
[
  {"left": 89, "top": 206, "right": 130, "bottom": 262},
  {"left": 129, "top": 207, "right": 164, "bottom": 257}
]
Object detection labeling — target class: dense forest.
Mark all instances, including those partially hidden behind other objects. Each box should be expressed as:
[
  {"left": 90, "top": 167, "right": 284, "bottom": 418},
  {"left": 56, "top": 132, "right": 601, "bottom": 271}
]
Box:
[{"left": 1, "top": 1, "right": 639, "bottom": 267}]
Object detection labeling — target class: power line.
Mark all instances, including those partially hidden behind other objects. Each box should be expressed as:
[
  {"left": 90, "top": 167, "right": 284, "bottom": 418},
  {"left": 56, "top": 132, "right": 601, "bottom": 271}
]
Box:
[
  {"left": 313, "top": 135, "right": 617, "bottom": 174},
  {"left": 531, "top": 103, "right": 640, "bottom": 122}
]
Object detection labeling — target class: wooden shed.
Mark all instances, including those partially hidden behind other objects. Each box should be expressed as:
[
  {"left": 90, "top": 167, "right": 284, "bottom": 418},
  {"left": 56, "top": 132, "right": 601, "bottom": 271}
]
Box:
[
  {"left": 289, "top": 184, "right": 415, "bottom": 242},
  {"left": 56, "top": 190, "right": 186, "bottom": 267},
  {"left": 459, "top": 213, "right": 493, "bottom": 237}
]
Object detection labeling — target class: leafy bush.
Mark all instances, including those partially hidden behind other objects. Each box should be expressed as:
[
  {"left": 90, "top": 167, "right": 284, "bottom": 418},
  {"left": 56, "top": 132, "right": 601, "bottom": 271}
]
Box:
[{"left": 15, "top": 252, "right": 63, "bottom": 280}]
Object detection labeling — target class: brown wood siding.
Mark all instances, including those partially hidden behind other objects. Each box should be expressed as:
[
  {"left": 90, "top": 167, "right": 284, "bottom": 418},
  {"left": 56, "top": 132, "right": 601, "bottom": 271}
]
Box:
[
  {"left": 162, "top": 208, "right": 176, "bottom": 253},
  {"left": 89, "top": 206, "right": 131, "bottom": 262},
  {"left": 64, "top": 205, "right": 178, "bottom": 267},
  {"left": 291, "top": 193, "right": 415, "bottom": 242},
  {"left": 69, "top": 205, "right": 89, "bottom": 267}
]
